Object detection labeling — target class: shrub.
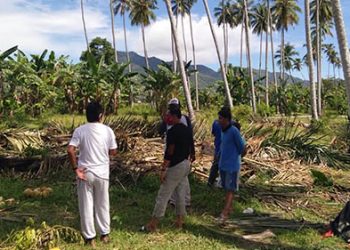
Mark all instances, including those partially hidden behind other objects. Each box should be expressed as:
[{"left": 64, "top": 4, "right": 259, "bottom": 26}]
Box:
[{"left": 232, "top": 104, "right": 252, "bottom": 121}]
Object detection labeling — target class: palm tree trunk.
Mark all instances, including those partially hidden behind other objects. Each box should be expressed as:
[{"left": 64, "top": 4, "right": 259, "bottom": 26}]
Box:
[
  {"left": 259, "top": 32, "right": 263, "bottom": 79},
  {"left": 240, "top": 22, "right": 244, "bottom": 68},
  {"left": 123, "top": 13, "right": 132, "bottom": 72},
  {"left": 267, "top": 0, "right": 277, "bottom": 92},
  {"left": 80, "top": 0, "right": 90, "bottom": 52},
  {"left": 222, "top": 0, "right": 227, "bottom": 71},
  {"left": 265, "top": 29, "right": 269, "bottom": 106},
  {"left": 281, "top": 29, "right": 285, "bottom": 81},
  {"left": 225, "top": 24, "right": 229, "bottom": 71},
  {"left": 305, "top": 0, "right": 319, "bottom": 120},
  {"left": 109, "top": 0, "right": 118, "bottom": 63},
  {"left": 316, "top": 0, "right": 322, "bottom": 116},
  {"left": 331, "top": 0, "right": 350, "bottom": 117},
  {"left": 171, "top": 32, "right": 176, "bottom": 72},
  {"left": 165, "top": 0, "right": 195, "bottom": 120},
  {"left": 189, "top": 13, "right": 200, "bottom": 111},
  {"left": 223, "top": 23, "right": 227, "bottom": 70},
  {"left": 141, "top": 24, "right": 150, "bottom": 70},
  {"left": 181, "top": 15, "right": 188, "bottom": 63},
  {"left": 202, "top": 0, "right": 233, "bottom": 108},
  {"left": 243, "top": 0, "right": 256, "bottom": 113}
]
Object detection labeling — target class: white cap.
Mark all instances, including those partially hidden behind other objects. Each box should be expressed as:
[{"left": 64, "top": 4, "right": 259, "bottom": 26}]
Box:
[{"left": 168, "top": 98, "right": 179, "bottom": 105}]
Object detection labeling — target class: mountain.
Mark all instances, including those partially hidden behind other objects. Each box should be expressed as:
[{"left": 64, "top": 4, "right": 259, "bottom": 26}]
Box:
[{"left": 116, "top": 51, "right": 305, "bottom": 88}]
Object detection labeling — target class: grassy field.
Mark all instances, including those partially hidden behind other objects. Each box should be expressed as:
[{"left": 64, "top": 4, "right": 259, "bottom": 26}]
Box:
[
  {"left": 0, "top": 169, "right": 348, "bottom": 250},
  {"left": 1, "top": 110, "right": 350, "bottom": 249}
]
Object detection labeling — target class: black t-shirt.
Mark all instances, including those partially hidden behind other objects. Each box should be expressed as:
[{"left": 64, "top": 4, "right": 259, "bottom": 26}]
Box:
[{"left": 164, "top": 123, "right": 195, "bottom": 167}]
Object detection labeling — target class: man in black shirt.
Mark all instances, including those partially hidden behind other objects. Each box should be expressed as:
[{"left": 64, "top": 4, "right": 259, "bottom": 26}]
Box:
[{"left": 142, "top": 108, "right": 195, "bottom": 232}]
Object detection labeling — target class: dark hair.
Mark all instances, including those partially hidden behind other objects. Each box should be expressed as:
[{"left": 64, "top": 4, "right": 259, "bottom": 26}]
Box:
[
  {"left": 86, "top": 101, "right": 103, "bottom": 122},
  {"left": 218, "top": 106, "right": 232, "bottom": 121},
  {"left": 168, "top": 107, "right": 182, "bottom": 119},
  {"left": 168, "top": 103, "right": 180, "bottom": 111}
]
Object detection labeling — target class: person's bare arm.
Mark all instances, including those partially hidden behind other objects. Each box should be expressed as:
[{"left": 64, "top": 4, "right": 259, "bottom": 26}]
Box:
[
  {"left": 67, "top": 145, "right": 78, "bottom": 170},
  {"left": 67, "top": 145, "right": 86, "bottom": 180},
  {"left": 109, "top": 149, "right": 117, "bottom": 157},
  {"left": 160, "top": 144, "right": 174, "bottom": 183}
]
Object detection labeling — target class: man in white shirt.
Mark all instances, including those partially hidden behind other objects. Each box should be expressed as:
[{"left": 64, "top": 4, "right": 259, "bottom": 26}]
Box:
[{"left": 67, "top": 102, "right": 117, "bottom": 247}]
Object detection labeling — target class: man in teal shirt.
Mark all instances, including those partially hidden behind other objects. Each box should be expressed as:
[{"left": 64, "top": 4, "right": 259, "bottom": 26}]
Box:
[{"left": 217, "top": 107, "right": 246, "bottom": 222}]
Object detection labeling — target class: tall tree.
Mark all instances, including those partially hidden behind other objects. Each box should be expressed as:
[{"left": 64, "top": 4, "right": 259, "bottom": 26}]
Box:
[
  {"left": 214, "top": 0, "right": 235, "bottom": 71},
  {"left": 251, "top": 3, "right": 268, "bottom": 79},
  {"left": 202, "top": 0, "right": 233, "bottom": 108},
  {"left": 164, "top": 0, "right": 195, "bottom": 119},
  {"left": 80, "top": 0, "right": 90, "bottom": 52},
  {"left": 310, "top": 0, "right": 333, "bottom": 115},
  {"left": 129, "top": 0, "right": 157, "bottom": 70},
  {"left": 293, "top": 58, "right": 306, "bottom": 80},
  {"left": 331, "top": 0, "right": 350, "bottom": 116},
  {"left": 110, "top": 0, "right": 118, "bottom": 63},
  {"left": 266, "top": 0, "right": 278, "bottom": 92},
  {"left": 305, "top": 0, "right": 319, "bottom": 120},
  {"left": 243, "top": 0, "right": 256, "bottom": 113},
  {"left": 188, "top": 0, "right": 200, "bottom": 110},
  {"left": 275, "top": 43, "right": 299, "bottom": 80},
  {"left": 232, "top": 0, "right": 253, "bottom": 69},
  {"left": 323, "top": 43, "right": 338, "bottom": 80},
  {"left": 272, "top": 0, "right": 301, "bottom": 81},
  {"left": 114, "top": 0, "right": 132, "bottom": 72},
  {"left": 172, "top": 0, "right": 190, "bottom": 63}
]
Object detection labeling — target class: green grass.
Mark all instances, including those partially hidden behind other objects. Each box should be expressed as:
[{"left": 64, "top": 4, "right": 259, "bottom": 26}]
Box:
[{"left": 1, "top": 171, "right": 350, "bottom": 250}]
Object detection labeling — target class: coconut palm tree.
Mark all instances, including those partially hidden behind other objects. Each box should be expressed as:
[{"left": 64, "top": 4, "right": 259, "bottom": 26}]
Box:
[
  {"left": 331, "top": 0, "right": 350, "bottom": 116},
  {"left": 129, "top": 0, "right": 157, "bottom": 70},
  {"left": 110, "top": 0, "right": 118, "bottom": 63},
  {"left": 265, "top": 0, "right": 278, "bottom": 93},
  {"left": 243, "top": 0, "right": 256, "bottom": 113},
  {"left": 188, "top": 0, "right": 200, "bottom": 110},
  {"left": 323, "top": 43, "right": 335, "bottom": 78},
  {"left": 202, "top": 0, "right": 233, "bottom": 108},
  {"left": 305, "top": 0, "right": 319, "bottom": 120},
  {"left": 272, "top": 0, "right": 301, "bottom": 81},
  {"left": 275, "top": 43, "right": 299, "bottom": 82},
  {"left": 231, "top": 0, "right": 254, "bottom": 69},
  {"left": 80, "top": 0, "right": 90, "bottom": 52},
  {"left": 310, "top": 0, "right": 333, "bottom": 115},
  {"left": 293, "top": 58, "right": 305, "bottom": 80},
  {"left": 114, "top": 0, "right": 132, "bottom": 72},
  {"left": 251, "top": 3, "right": 268, "bottom": 79},
  {"left": 164, "top": 0, "right": 195, "bottom": 119},
  {"left": 214, "top": 0, "right": 236, "bottom": 71},
  {"left": 172, "top": 0, "right": 190, "bottom": 63}
]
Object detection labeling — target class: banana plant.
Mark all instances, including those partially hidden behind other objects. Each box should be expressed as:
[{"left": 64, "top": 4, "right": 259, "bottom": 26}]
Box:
[
  {"left": 141, "top": 62, "right": 181, "bottom": 115},
  {"left": 0, "top": 46, "right": 18, "bottom": 114}
]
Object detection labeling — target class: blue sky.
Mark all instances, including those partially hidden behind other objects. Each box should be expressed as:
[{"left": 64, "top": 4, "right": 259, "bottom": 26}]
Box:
[{"left": 0, "top": 0, "right": 349, "bottom": 80}]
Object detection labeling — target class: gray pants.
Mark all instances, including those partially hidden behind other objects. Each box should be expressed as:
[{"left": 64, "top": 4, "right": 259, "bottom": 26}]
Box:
[
  {"left": 169, "top": 178, "right": 191, "bottom": 206},
  {"left": 77, "top": 172, "right": 110, "bottom": 239},
  {"left": 152, "top": 160, "right": 191, "bottom": 218}
]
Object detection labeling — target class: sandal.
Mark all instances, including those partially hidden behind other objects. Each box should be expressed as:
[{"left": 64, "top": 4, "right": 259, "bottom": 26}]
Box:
[{"left": 216, "top": 213, "right": 228, "bottom": 224}]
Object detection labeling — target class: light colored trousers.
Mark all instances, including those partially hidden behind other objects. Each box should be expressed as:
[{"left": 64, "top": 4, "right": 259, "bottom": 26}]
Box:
[
  {"left": 169, "top": 178, "right": 191, "bottom": 206},
  {"left": 77, "top": 172, "right": 110, "bottom": 239},
  {"left": 152, "top": 160, "right": 191, "bottom": 218}
]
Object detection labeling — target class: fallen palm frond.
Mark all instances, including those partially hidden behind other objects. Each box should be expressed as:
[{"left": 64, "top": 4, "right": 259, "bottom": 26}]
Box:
[
  {"left": 261, "top": 123, "right": 350, "bottom": 169},
  {"left": 0, "top": 222, "right": 83, "bottom": 250},
  {"left": 0, "top": 128, "right": 43, "bottom": 153}
]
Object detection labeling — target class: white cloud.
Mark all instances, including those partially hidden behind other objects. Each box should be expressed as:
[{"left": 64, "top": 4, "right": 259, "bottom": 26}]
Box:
[
  {"left": 0, "top": 0, "right": 111, "bottom": 59},
  {"left": 126, "top": 14, "right": 263, "bottom": 65},
  {"left": 0, "top": 0, "right": 262, "bottom": 65}
]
